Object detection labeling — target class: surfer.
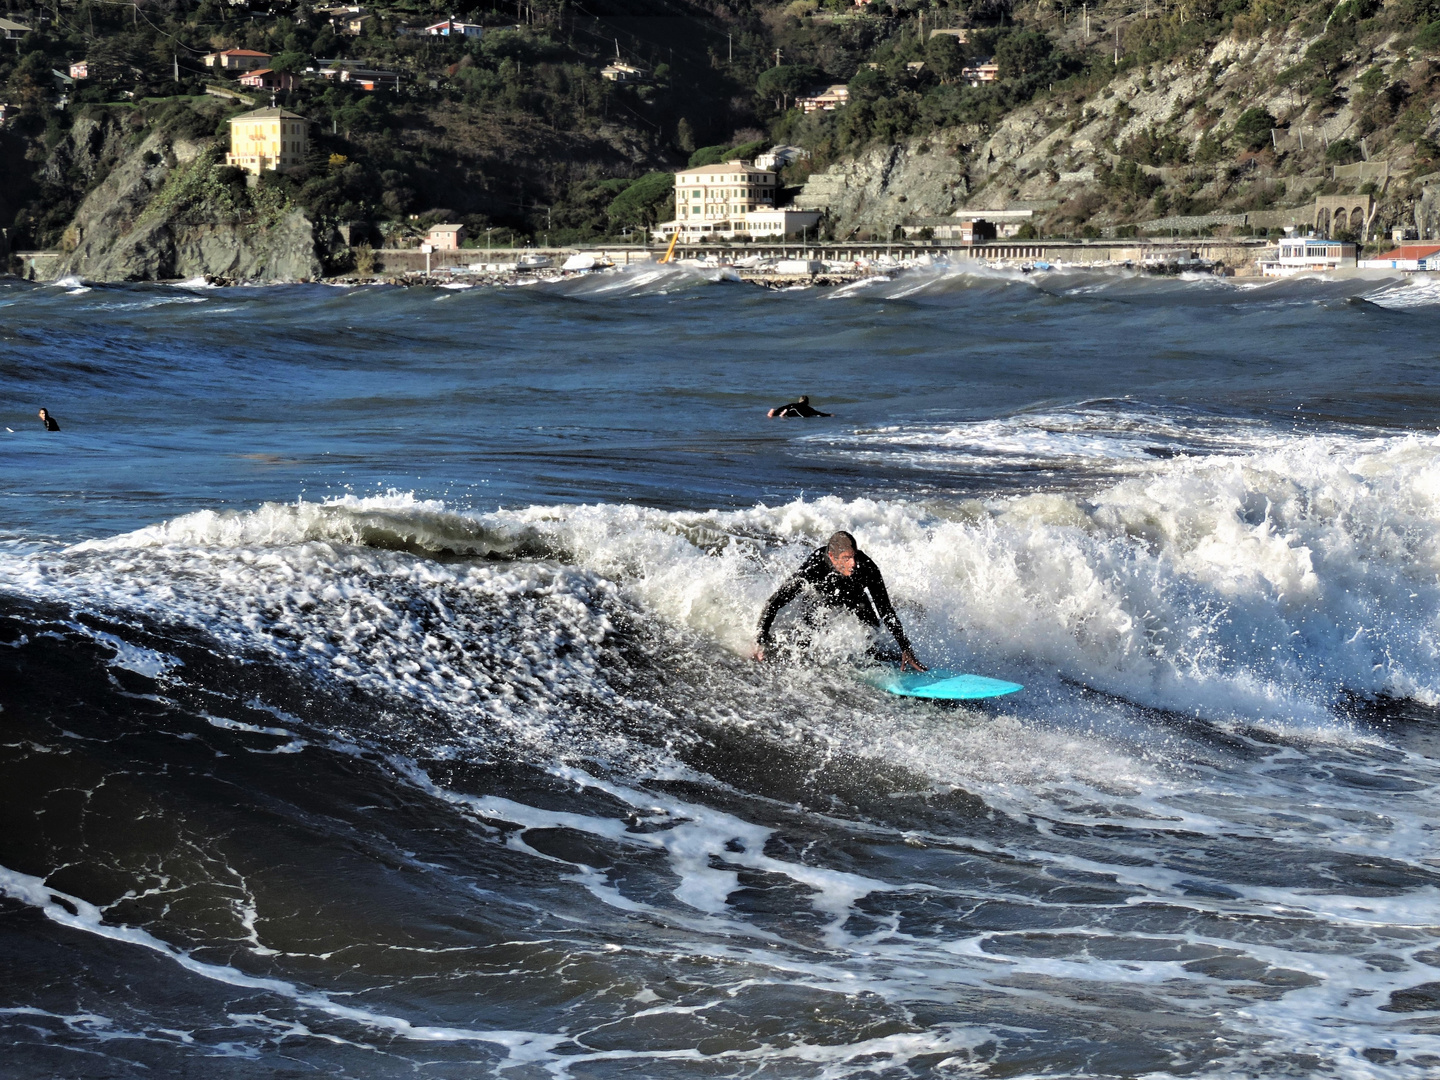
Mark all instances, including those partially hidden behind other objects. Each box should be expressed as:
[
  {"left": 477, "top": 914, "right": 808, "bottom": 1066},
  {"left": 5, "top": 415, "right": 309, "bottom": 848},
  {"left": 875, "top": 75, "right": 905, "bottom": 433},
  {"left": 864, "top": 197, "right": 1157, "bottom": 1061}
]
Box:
[
  {"left": 767, "top": 395, "right": 832, "bottom": 418},
  {"left": 752, "top": 530, "right": 926, "bottom": 671},
  {"left": 37, "top": 408, "right": 60, "bottom": 431}
]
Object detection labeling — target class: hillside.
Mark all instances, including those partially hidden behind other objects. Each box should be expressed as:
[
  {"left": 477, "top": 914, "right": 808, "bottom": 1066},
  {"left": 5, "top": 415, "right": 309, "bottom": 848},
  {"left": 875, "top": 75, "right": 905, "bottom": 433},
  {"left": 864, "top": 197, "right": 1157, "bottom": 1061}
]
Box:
[{"left": 2, "top": 0, "right": 1439, "bottom": 277}]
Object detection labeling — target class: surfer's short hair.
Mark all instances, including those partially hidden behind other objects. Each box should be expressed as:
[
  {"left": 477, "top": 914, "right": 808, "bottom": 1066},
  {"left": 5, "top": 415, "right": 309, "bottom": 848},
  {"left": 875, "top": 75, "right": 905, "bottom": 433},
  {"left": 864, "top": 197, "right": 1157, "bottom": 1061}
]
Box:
[{"left": 827, "top": 531, "right": 857, "bottom": 556}]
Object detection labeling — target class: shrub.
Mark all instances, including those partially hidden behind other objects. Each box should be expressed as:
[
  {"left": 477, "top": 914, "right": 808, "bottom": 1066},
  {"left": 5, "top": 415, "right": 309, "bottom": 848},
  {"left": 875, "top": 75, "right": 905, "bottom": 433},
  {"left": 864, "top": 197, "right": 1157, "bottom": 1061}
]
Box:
[
  {"left": 1232, "top": 106, "right": 1276, "bottom": 151},
  {"left": 1325, "top": 137, "right": 1361, "bottom": 163}
]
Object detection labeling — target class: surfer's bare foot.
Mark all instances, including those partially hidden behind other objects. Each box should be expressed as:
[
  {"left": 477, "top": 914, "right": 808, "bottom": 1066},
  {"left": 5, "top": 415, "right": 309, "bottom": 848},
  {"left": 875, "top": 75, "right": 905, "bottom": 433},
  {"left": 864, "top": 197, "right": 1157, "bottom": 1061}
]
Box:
[
  {"left": 751, "top": 646, "right": 766, "bottom": 662},
  {"left": 899, "top": 649, "right": 926, "bottom": 672}
]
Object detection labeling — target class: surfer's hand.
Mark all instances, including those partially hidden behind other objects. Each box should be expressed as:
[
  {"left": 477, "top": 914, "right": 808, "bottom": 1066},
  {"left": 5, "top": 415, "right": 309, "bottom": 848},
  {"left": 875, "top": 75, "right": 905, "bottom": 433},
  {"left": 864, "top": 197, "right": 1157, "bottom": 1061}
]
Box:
[
  {"left": 751, "top": 645, "right": 766, "bottom": 662},
  {"left": 899, "top": 649, "right": 926, "bottom": 672}
]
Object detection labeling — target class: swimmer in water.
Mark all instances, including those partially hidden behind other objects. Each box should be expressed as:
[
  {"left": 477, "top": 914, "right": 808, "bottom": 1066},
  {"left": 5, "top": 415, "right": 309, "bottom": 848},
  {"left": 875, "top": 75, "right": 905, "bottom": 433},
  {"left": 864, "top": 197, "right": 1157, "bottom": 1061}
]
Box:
[{"left": 767, "top": 395, "right": 832, "bottom": 418}]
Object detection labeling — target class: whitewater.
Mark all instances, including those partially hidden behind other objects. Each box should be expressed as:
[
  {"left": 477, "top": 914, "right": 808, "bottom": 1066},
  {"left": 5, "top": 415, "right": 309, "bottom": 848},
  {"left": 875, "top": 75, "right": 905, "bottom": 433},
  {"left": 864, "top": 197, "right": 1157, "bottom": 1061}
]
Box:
[{"left": 2, "top": 265, "right": 1440, "bottom": 1078}]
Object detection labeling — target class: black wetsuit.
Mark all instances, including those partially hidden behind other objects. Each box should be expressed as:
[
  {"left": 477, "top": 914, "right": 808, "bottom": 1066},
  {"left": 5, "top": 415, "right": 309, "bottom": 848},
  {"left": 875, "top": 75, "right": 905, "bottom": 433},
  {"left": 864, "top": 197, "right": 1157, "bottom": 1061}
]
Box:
[
  {"left": 757, "top": 546, "right": 912, "bottom": 653},
  {"left": 40, "top": 415, "right": 59, "bottom": 431},
  {"left": 772, "top": 401, "right": 831, "bottom": 417}
]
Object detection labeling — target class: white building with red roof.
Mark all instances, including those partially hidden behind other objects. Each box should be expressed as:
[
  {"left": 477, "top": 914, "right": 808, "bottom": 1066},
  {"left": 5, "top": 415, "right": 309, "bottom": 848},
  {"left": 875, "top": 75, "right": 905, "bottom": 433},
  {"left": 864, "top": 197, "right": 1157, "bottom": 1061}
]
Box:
[{"left": 1358, "top": 244, "right": 1440, "bottom": 271}]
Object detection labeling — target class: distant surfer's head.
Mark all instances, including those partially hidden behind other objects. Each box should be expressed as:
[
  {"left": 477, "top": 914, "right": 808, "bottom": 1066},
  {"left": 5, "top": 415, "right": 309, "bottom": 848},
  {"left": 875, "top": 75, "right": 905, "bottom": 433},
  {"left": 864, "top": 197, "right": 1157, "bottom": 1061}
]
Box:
[
  {"left": 826, "top": 531, "right": 857, "bottom": 576},
  {"left": 798, "top": 395, "right": 810, "bottom": 404}
]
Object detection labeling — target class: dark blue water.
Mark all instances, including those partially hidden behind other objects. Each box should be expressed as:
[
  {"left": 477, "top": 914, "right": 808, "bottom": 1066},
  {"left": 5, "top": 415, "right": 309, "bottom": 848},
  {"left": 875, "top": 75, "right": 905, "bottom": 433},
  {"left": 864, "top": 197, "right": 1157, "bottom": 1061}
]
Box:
[{"left": 4, "top": 266, "right": 1440, "bottom": 1078}]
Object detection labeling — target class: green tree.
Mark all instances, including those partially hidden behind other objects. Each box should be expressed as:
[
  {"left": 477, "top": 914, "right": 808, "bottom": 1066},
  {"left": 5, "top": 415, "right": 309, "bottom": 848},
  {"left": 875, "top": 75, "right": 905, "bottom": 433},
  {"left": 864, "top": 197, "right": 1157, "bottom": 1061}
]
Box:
[
  {"left": 676, "top": 117, "right": 696, "bottom": 153},
  {"left": 994, "top": 31, "right": 1052, "bottom": 80},
  {"left": 756, "top": 64, "right": 818, "bottom": 110},
  {"left": 1232, "top": 107, "right": 1275, "bottom": 151},
  {"left": 925, "top": 34, "right": 967, "bottom": 84},
  {"left": 607, "top": 171, "right": 673, "bottom": 229},
  {"left": 270, "top": 51, "right": 307, "bottom": 73}
]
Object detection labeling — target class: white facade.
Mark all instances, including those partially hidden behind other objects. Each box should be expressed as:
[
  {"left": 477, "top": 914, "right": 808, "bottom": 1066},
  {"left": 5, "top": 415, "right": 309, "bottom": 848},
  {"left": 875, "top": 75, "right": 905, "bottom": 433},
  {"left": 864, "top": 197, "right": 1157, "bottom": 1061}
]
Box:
[
  {"left": 753, "top": 145, "right": 808, "bottom": 171},
  {"left": 1260, "top": 238, "right": 1357, "bottom": 277},
  {"left": 601, "top": 63, "right": 646, "bottom": 83}
]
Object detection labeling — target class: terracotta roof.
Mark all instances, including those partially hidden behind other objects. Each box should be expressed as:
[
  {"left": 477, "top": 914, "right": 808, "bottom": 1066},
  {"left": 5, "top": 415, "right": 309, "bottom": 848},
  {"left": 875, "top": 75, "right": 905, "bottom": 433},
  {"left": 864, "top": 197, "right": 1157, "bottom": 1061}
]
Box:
[
  {"left": 229, "top": 106, "right": 308, "bottom": 121},
  {"left": 678, "top": 161, "right": 774, "bottom": 176},
  {"left": 215, "top": 48, "right": 271, "bottom": 57}
]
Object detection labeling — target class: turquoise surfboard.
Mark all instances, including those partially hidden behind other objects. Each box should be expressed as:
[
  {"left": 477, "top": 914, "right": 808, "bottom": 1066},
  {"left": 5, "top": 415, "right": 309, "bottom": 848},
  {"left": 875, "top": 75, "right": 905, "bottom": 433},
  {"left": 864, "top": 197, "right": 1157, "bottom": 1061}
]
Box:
[{"left": 875, "top": 669, "right": 1023, "bottom": 701}]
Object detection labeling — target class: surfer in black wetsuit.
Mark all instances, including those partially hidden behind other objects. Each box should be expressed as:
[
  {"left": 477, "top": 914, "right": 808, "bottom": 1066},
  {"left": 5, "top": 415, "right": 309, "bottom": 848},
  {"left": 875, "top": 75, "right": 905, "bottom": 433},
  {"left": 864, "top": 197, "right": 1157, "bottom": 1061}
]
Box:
[
  {"left": 767, "top": 395, "right": 832, "bottom": 418},
  {"left": 753, "top": 530, "right": 926, "bottom": 671},
  {"left": 37, "top": 408, "right": 60, "bottom": 431}
]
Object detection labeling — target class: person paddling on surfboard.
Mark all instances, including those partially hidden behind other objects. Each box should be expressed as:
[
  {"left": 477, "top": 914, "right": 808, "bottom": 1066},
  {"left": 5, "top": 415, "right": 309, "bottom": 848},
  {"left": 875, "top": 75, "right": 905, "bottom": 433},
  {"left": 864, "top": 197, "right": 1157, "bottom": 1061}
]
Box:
[
  {"left": 752, "top": 531, "right": 926, "bottom": 671},
  {"left": 767, "top": 395, "right": 832, "bottom": 418}
]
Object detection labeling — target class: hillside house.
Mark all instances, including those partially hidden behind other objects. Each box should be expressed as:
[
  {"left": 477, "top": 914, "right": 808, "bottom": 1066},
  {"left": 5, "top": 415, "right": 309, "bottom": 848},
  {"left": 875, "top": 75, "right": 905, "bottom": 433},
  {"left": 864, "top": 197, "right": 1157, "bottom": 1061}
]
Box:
[
  {"left": 427, "top": 224, "right": 466, "bottom": 250},
  {"left": 205, "top": 49, "right": 271, "bottom": 72},
  {"left": 797, "top": 84, "right": 849, "bottom": 113},
  {"left": 601, "top": 63, "right": 646, "bottom": 83},
  {"left": 425, "top": 17, "right": 483, "bottom": 36},
  {"left": 239, "top": 68, "right": 301, "bottom": 91},
  {"left": 226, "top": 106, "right": 308, "bottom": 175},
  {"left": 961, "top": 59, "right": 999, "bottom": 84},
  {"left": 928, "top": 28, "right": 969, "bottom": 41},
  {"left": 69, "top": 61, "right": 88, "bottom": 79},
  {"left": 753, "top": 145, "right": 808, "bottom": 171},
  {"left": 0, "top": 18, "right": 32, "bottom": 41},
  {"left": 314, "top": 66, "right": 400, "bottom": 91}
]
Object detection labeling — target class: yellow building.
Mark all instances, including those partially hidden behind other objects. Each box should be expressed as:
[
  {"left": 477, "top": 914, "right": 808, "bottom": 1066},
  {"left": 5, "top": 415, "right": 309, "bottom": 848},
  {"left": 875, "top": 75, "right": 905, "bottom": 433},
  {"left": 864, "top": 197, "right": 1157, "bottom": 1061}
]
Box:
[
  {"left": 226, "top": 107, "right": 308, "bottom": 176},
  {"left": 674, "top": 160, "right": 778, "bottom": 226}
]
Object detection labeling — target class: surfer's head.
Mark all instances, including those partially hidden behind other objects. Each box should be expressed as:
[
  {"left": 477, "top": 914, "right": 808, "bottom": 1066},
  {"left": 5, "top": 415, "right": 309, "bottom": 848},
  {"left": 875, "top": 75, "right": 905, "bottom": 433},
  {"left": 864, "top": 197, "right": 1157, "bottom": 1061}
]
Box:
[
  {"left": 798, "top": 395, "right": 810, "bottom": 405},
  {"left": 826, "top": 530, "right": 857, "bottom": 576}
]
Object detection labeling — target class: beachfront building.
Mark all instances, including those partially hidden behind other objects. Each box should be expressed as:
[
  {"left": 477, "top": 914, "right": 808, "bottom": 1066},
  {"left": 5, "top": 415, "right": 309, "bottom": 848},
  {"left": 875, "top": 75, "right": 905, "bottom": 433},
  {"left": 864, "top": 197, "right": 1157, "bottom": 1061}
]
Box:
[
  {"left": 226, "top": 107, "right": 308, "bottom": 175},
  {"left": 1357, "top": 244, "right": 1440, "bottom": 271},
  {"left": 1259, "top": 237, "right": 1357, "bottom": 277},
  {"left": 427, "top": 223, "right": 466, "bottom": 250},
  {"left": 204, "top": 48, "right": 272, "bottom": 72},
  {"left": 655, "top": 160, "right": 820, "bottom": 241},
  {"left": 902, "top": 209, "right": 1034, "bottom": 242}
]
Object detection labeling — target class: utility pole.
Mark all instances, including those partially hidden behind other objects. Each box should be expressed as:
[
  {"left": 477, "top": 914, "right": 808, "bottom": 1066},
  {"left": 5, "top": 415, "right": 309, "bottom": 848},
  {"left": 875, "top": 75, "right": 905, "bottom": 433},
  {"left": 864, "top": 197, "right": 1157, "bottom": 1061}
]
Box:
[
  {"left": 774, "top": 48, "right": 781, "bottom": 67},
  {"left": 728, "top": 33, "right": 732, "bottom": 63},
  {"left": 1114, "top": 24, "right": 1119, "bottom": 65}
]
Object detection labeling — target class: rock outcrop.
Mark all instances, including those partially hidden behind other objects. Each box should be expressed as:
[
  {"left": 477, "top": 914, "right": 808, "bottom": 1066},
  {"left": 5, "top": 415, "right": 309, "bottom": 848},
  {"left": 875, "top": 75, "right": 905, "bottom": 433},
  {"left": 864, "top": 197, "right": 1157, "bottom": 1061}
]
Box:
[
  {"left": 54, "top": 127, "right": 323, "bottom": 283},
  {"left": 794, "top": 134, "right": 971, "bottom": 238},
  {"left": 794, "top": 23, "right": 1439, "bottom": 241}
]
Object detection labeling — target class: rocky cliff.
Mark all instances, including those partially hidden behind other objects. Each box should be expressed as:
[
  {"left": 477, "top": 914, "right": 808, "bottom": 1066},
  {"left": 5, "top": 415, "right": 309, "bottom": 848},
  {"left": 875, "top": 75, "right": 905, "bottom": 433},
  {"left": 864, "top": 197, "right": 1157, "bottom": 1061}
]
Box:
[
  {"left": 796, "top": 23, "right": 1440, "bottom": 243},
  {"left": 54, "top": 127, "right": 323, "bottom": 283}
]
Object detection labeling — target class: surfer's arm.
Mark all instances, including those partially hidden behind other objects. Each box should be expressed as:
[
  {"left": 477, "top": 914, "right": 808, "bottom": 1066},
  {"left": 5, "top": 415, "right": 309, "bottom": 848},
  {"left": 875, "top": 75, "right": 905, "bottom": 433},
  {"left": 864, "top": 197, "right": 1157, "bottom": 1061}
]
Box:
[
  {"left": 755, "top": 549, "right": 826, "bottom": 650},
  {"left": 756, "top": 574, "right": 805, "bottom": 648},
  {"left": 862, "top": 566, "right": 920, "bottom": 663}
]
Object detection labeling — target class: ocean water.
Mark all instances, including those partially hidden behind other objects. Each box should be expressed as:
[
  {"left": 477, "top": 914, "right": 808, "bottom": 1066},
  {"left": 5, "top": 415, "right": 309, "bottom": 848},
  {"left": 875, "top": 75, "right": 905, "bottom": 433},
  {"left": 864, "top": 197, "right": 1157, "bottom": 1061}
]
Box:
[{"left": 3, "top": 265, "right": 1440, "bottom": 1078}]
